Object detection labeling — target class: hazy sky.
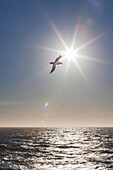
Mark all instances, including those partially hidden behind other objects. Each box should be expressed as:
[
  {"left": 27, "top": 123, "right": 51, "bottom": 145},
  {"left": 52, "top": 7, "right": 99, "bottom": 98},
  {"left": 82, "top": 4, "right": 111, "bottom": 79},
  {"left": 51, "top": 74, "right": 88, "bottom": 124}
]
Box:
[{"left": 0, "top": 0, "right": 113, "bottom": 127}]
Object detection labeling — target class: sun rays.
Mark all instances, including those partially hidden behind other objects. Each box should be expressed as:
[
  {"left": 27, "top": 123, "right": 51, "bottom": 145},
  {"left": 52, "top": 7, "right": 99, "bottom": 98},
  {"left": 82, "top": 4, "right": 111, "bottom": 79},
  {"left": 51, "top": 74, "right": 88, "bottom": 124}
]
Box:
[{"left": 33, "top": 12, "right": 111, "bottom": 82}]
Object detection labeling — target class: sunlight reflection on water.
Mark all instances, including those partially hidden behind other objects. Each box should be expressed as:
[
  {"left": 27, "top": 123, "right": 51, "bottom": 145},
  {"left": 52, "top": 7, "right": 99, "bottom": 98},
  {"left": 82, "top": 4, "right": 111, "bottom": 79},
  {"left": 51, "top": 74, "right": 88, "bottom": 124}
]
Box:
[{"left": 0, "top": 128, "right": 113, "bottom": 169}]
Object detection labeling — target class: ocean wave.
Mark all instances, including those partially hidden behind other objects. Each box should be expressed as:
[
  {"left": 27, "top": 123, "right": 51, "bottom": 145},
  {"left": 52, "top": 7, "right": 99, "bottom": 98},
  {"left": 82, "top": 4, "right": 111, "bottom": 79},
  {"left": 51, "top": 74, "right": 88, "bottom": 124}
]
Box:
[{"left": 0, "top": 127, "right": 113, "bottom": 169}]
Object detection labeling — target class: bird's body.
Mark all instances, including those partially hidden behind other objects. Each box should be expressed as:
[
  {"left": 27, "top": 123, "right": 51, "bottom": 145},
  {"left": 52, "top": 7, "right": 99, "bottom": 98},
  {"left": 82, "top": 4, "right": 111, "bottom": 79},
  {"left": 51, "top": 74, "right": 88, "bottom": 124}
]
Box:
[{"left": 50, "top": 55, "right": 63, "bottom": 74}]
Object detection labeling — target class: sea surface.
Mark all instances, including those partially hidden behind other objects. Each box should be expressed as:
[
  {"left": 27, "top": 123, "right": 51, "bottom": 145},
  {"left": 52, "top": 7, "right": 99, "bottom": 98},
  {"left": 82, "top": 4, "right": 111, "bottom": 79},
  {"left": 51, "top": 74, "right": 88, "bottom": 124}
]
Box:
[{"left": 0, "top": 128, "right": 113, "bottom": 170}]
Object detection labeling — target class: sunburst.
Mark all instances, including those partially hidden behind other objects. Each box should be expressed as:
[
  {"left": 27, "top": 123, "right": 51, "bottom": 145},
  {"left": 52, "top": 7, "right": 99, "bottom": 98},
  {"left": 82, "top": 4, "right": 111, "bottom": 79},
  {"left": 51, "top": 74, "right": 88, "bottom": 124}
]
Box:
[{"left": 32, "top": 13, "right": 111, "bottom": 81}]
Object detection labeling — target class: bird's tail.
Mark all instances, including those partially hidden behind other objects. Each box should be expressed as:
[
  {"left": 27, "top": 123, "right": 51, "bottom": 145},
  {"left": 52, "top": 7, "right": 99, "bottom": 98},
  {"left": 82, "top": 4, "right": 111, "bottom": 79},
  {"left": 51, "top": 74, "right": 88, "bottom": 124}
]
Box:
[{"left": 50, "top": 62, "right": 54, "bottom": 64}]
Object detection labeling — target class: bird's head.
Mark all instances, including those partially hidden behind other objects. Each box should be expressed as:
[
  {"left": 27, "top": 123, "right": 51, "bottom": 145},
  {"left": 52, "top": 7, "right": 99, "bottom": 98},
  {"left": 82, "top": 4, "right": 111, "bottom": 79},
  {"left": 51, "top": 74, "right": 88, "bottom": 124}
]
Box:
[{"left": 50, "top": 62, "right": 54, "bottom": 64}]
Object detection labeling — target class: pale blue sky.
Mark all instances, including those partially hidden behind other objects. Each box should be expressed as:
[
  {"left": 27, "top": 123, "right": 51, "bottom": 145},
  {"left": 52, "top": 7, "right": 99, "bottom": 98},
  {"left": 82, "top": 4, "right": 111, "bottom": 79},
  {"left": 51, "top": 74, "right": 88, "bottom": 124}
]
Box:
[{"left": 0, "top": 0, "right": 113, "bottom": 127}]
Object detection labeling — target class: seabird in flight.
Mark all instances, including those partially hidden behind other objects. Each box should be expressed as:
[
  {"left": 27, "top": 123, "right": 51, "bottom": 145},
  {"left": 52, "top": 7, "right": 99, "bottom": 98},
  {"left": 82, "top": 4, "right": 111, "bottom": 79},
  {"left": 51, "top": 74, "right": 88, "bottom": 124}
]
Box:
[{"left": 50, "top": 55, "right": 63, "bottom": 74}]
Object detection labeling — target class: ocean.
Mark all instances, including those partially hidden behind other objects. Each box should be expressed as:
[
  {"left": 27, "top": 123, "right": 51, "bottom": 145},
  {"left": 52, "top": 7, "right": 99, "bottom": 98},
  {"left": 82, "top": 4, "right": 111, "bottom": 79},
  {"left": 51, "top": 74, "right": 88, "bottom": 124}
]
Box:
[{"left": 0, "top": 128, "right": 113, "bottom": 169}]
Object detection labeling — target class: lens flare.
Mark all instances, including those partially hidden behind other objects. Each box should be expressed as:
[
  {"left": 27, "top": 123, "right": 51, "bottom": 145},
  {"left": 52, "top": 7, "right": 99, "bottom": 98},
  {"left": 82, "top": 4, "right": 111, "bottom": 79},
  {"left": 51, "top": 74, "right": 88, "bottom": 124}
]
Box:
[
  {"left": 90, "top": 0, "right": 102, "bottom": 8},
  {"left": 86, "top": 19, "right": 93, "bottom": 26},
  {"left": 44, "top": 102, "right": 49, "bottom": 109}
]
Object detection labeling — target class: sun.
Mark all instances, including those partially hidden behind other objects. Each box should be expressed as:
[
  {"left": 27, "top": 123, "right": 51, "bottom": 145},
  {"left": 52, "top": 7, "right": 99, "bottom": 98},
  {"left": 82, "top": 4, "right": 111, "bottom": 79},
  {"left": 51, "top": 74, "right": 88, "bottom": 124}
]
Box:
[
  {"left": 65, "top": 48, "right": 77, "bottom": 60},
  {"left": 34, "top": 12, "right": 109, "bottom": 81}
]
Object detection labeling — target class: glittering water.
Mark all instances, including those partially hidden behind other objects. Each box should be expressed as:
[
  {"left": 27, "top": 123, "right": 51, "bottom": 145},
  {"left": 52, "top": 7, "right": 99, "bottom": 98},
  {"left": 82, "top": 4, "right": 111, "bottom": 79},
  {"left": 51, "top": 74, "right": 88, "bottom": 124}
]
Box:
[{"left": 0, "top": 128, "right": 113, "bottom": 169}]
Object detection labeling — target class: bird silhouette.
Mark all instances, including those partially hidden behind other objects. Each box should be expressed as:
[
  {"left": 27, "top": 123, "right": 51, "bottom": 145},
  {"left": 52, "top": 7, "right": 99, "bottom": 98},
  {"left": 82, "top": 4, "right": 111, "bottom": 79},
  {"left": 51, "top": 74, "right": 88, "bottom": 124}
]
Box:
[{"left": 50, "top": 55, "right": 63, "bottom": 74}]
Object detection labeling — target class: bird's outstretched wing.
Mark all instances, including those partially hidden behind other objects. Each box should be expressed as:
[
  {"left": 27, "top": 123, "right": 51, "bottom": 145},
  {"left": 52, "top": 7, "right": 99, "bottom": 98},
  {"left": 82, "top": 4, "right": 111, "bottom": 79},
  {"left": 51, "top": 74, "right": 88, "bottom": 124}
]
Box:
[
  {"left": 55, "top": 55, "right": 62, "bottom": 62},
  {"left": 50, "top": 65, "right": 56, "bottom": 74}
]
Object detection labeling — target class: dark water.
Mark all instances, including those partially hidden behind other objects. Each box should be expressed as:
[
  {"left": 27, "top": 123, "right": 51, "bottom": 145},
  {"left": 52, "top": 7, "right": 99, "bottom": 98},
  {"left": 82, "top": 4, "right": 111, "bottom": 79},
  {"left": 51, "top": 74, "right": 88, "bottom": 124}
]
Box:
[{"left": 0, "top": 128, "right": 113, "bottom": 169}]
